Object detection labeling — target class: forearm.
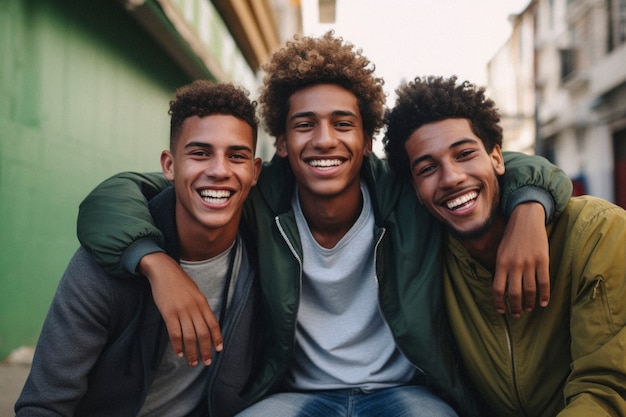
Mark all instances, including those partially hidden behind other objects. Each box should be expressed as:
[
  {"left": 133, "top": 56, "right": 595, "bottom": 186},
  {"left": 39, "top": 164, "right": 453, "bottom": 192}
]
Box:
[
  {"left": 77, "top": 171, "right": 170, "bottom": 278},
  {"left": 500, "top": 152, "right": 572, "bottom": 222}
]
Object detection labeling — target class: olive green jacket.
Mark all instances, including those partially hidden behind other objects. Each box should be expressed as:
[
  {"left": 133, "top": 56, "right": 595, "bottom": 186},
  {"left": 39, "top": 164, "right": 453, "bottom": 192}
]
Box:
[{"left": 444, "top": 196, "right": 626, "bottom": 417}]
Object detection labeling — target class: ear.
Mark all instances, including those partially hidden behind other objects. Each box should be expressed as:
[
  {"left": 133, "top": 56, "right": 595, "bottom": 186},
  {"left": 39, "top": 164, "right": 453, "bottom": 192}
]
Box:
[
  {"left": 491, "top": 144, "right": 505, "bottom": 176},
  {"left": 161, "top": 150, "right": 175, "bottom": 181},
  {"left": 251, "top": 157, "right": 262, "bottom": 186},
  {"left": 276, "top": 135, "right": 288, "bottom": 157}
]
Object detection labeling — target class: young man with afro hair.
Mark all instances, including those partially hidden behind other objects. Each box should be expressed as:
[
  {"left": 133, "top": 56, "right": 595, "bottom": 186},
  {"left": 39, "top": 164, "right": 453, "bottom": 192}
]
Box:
[
  {"left": 16, "top": 80, "right": 264, "bottom": 417},
  {"left": 384, "top": 75, "right": 626, "bottom": 416},
  {"left": 75, "top": 33, "right": 573, "bottom": 416}
]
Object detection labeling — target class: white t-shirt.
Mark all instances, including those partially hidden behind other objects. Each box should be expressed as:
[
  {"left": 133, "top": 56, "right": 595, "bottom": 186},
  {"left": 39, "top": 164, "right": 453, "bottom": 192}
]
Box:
[{"left": 286, "top": 182, "right": 415, "bottom": 391}]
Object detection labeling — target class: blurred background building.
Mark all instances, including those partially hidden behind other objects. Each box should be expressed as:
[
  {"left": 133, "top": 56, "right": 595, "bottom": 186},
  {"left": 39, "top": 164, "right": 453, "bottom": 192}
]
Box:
[{"left": 488, "top": 0, "right": 626, "bottom": 207}]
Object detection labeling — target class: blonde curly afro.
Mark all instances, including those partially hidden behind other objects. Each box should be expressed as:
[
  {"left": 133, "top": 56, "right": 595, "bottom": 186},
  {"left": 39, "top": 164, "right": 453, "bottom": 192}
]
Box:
[{"left": 258, "top": 31, "right": 385, "bottom": 143}]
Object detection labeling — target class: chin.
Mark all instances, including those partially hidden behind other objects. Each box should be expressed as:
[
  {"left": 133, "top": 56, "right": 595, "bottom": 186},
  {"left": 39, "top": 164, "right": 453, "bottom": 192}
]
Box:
[{"left": 447, "top": 219, "right": 493, "bottom": 241}]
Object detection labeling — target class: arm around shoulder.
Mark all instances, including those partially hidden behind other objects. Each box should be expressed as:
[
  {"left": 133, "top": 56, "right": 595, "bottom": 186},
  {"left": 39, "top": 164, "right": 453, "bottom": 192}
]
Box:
[
  {"left": 77, "top": 172, "right": 170, "bottom": 278},
  {"left": 500, "top": 152, "right": 573, "bottom": 222}
]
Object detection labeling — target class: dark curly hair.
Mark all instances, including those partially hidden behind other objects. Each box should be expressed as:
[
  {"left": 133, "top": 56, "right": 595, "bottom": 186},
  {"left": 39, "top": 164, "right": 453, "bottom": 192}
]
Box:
[
  {"left": 383, "top": 76, "right": 502, "bottom": 180},
  {"left": 258, "top": 31, "right": 386, "bottom": 143},
  {"left": 169, "top": 80, "right": 258, "bottom": 150}
]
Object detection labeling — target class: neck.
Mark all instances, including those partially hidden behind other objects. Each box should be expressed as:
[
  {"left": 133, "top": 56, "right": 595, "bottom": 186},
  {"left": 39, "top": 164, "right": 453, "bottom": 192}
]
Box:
[
  {"left": 460, "top": 213, "right": 506, "bottom": 273},
  {"left": 297, "top": 181, "right": 363, "bottom": 249},
  {"left": 176, "top": 217, "right": 239, "bottom": 262}
]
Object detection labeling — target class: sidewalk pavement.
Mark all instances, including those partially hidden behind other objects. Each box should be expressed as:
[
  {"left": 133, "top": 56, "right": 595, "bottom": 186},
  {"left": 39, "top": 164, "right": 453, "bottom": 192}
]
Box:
[{"left": 0, "top": 362, "right": 29, "bottom": 416}]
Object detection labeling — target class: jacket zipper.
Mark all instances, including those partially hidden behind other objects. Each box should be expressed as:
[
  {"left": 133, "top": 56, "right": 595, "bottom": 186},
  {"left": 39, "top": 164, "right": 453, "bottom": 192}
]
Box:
[
  {"left": 275, "top": 215, "right": 303, "bottom": 352},
  {"left": 469, "top": 261, "right": 529, "bottom": 416},
  {"left": 503, "top": 299, "right": 529, "bottom": 416},
  {"left": 373, "top": 226, "right": 427, "bottom": 378},
  {"left": 206, "top": 238, "right": 250, "bottom": 415}
]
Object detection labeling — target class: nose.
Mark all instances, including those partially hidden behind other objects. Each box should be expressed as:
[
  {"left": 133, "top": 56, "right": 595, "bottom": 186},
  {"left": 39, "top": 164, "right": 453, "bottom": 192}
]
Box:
[
  {"left": 439, "top": 162, "right": 466, "bottom": 188},
  {"left": 204, "top": 154, "right": 229, "bottom": 179},
  {"left": 311, "top": 121, "right": 337, "bottom": 149}
]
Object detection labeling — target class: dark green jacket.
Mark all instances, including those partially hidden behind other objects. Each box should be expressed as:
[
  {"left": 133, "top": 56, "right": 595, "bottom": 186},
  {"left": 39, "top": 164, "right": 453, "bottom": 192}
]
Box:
[{"left": 77, "top": 152, "right": 572, "bottom": 416}]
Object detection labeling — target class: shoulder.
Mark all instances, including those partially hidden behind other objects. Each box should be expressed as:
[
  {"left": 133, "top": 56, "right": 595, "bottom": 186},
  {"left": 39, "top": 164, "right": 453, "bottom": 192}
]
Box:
[
  {"left": 551, "top": 197, "right": 626, "bottom": 257},
  {"left": 59, "top": 247, "right": 143, "bottom": 307},
  {"left": 561, "top": 196, "right": 626, "bottom": 227},
  {"left": 362, "top": 154, "right": 415, "bottom": 219}
]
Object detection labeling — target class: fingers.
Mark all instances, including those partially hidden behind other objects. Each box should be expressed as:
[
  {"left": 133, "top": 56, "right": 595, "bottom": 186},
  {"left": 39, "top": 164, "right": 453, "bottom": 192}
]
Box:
[
  {"left": 196, "top": 309, "right": 222, "bottom": 366},
  {"left": 521, "top": 265, "right": 537, "bottom": 313},
  {"left": 536, "top": 261, "right": 551, "bottom": 308},
  {"left": 505, "top": 267, "right": 523, "bottom": 319},
  {"left": 492, "top": 270, "right": 507, "bottom": 315},
  {"left": 493, "top": 262, "right": 550, "bottom": 319},
  {"left": 180, "top": 315, "right": 201, "bottom": 366},
  {"left": 179, "top": 308, "right": 223, "bottom": 366},
  {"left": 164, "top": 316, "right": 185, "bottom": 360}
]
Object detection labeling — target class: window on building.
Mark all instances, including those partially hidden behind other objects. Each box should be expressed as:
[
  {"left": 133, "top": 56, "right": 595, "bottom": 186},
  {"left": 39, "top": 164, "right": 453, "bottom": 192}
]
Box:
[
  {"left": 560, "top": 48, "right": 576, "bottom": 81},
  {"left": 608, "top": 0, "right": 626, "bottom": 51}
]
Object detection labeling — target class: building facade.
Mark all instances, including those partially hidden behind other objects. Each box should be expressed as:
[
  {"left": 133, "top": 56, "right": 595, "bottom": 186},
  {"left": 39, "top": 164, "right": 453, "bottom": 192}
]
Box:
[
  {"left": 488, "top": 0, "right": 626, "bottom": 207},
  {"left": 0, "top": 0, "right": 300, "bottom": 360}
]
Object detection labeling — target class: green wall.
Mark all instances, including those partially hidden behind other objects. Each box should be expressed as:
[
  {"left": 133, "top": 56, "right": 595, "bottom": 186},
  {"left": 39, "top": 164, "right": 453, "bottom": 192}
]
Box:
[{"left": 0, "top": 0, "right": 191, "bottom": 359}]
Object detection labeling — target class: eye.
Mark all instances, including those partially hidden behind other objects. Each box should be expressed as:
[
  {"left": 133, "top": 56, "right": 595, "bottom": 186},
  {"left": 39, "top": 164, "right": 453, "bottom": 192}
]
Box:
[
  {"left": 414, "top": 163, "right": 436, "bottom": 177},
  {"left": 230, "top": 153, "right": 250, "bottom": 161},
  {"left": 293, "top": 121, "right": 314, "bottom": 130},
  {"left": 335, "top": 120, "right": 353, "bottom": 128},
  {"left": 190, "top": 149, "right": 209, "bottom": 157},
  {"left": 457, "top": 149, "right": 476, "bottom": 159}
]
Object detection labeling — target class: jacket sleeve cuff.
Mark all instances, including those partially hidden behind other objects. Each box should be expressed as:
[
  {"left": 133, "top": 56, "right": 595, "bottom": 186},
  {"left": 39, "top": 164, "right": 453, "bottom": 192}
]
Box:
[
  {"left": 505, "top": 185, "right": 555, "bottom": 224},
  {"left": 120, "top": 237, "right": 165, "bottom": 275}
]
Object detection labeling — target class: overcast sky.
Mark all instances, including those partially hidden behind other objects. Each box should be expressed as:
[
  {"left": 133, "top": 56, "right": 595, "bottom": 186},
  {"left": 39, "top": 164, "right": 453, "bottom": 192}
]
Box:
[
  {"left": 302, "top": 0, "right": 530, "bottom": 99},
  {"left": 300, "top": 0, "right": 530, "bottom": 153}
]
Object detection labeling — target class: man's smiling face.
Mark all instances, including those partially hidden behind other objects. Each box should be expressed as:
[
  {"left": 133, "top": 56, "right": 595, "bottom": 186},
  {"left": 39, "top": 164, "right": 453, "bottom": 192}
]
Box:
[
  {"left": 161, "top": 114, "right": 261, "bottom": 240},
  {"left": 276, "top": 83, "right": 371, "bottom": 203},
  {"left": 405, "top": 118, "right": 505, "bottom": 240}
]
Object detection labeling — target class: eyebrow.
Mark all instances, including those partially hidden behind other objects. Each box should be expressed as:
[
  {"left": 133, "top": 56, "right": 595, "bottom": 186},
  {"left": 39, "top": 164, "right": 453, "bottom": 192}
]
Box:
[
  {"left": 289, "top": 109, "right": 359, "bottom": 121},
  {"left": 184, "top": 141, "right": 253, "bottom": 153},
  {"left": 410, "top": 138, "right": 479, "bottom": 170}
]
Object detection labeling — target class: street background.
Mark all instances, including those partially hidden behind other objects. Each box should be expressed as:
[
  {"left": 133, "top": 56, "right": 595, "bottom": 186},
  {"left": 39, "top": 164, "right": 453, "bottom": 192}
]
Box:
[{"left": 0, "top": 362, "right": 29, "bottom": 416}]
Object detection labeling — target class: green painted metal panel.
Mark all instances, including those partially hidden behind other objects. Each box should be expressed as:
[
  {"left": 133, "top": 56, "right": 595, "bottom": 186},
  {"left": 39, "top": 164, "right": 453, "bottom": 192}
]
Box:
[{"left": 0, "top": 0, "right": 191, "bottom": 359}]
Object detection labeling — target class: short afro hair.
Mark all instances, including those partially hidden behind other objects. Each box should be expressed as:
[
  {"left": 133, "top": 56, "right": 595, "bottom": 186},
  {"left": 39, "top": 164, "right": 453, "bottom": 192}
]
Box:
[
  {"left": 169, "top": 80, "right": 258, "bottom": 150},
  {"left": 258, "top": 31, "right": 385, "bottom": 143},
  {"left": 383, "top": 76, "right": 502, "bottom": 180}
]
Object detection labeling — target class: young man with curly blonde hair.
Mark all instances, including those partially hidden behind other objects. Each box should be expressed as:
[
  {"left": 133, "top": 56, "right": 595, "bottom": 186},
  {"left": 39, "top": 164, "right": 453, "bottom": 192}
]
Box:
[
  {"left": 75, "top": 33, "right": 572, "bottom": 416},
  {"left": 16, "top": 81, "right": 264, "bottom": 417}
]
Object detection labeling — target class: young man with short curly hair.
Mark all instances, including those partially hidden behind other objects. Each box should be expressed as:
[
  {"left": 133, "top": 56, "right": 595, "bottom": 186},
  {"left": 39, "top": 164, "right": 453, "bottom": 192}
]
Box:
[
  {"left": 75, "top": 33, "right": 573, "bottom": 416},
  {"left": 15, "top": 80, "right": 264, "bottom": 417},
  {"left": 384, "top": 75, "right": 626, "bottom": 416}
]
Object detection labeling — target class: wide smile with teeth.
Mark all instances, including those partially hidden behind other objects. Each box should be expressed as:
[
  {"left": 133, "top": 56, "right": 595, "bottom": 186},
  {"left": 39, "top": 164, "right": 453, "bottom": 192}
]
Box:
[
  {"left": 199, "top": 189, "right": 232, "bottom": 204},
  {"left": 308, "top": 159, "right": 342, "bottom": 168},
  {"left": 445, "top": 191, "right": 478, "bottom": 210}
]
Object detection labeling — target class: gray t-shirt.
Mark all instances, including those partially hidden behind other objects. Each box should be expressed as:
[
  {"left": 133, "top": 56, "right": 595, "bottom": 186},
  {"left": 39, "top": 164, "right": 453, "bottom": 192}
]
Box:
[
  {"left": 138, "top": 239, "right": 240, "bottom": 416},
  {"left": 286, "top": 182, "right": 415, "bottom": 391}
]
